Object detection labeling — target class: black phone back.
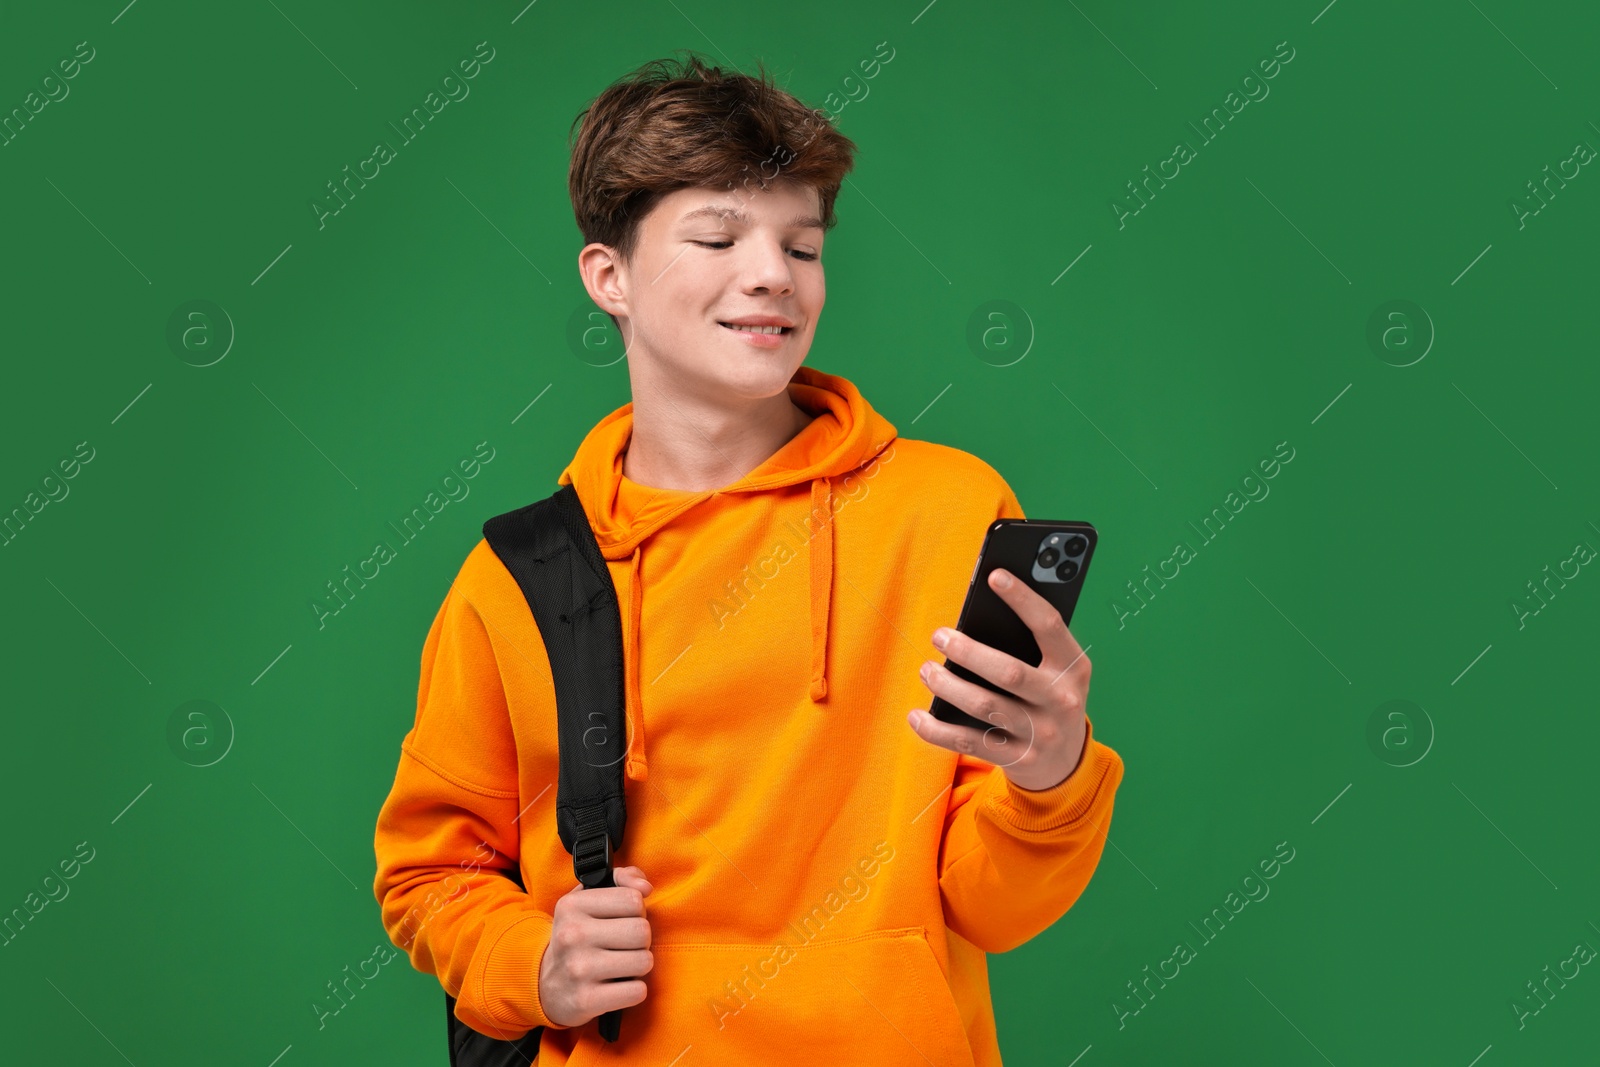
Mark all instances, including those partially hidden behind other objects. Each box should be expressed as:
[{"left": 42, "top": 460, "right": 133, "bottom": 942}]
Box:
[{"left": 929, "top": 519, "right": 1097, "bottom": 732}]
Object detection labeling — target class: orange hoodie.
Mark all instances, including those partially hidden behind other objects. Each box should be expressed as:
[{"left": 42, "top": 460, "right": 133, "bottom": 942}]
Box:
[{"left": 372, "top": 365, "right": 1125, "bottom": 1066}]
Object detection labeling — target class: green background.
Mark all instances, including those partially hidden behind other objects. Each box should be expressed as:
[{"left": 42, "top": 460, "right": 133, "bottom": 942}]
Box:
[{"left": 3, "top": 0, "right": 1596, "bottom": 1063}]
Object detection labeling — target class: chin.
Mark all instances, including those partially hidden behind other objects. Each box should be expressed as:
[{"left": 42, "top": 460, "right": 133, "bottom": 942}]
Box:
[
  {"left": 714, "top": 362, "right": 805, "bottom": 401},
  {"left": 702, "top": 351, "right": 811, "bottom": 399}
]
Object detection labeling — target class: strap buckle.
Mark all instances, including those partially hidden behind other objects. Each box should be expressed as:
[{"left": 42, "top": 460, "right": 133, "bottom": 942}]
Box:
[{"left": 573, "top": 831, "right": 612, "bottom": 889}]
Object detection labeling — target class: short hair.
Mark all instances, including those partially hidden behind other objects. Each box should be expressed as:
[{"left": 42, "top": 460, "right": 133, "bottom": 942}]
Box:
[{"left": 568, "top": 50, "right": 858, "bottom": 267}]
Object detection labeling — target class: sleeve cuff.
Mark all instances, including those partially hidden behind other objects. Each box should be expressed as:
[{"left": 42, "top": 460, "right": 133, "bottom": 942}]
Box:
[
  {"left": 465, "top": 908, "right": 568, "bottom": 1034},
  {"left": 980, "top": 715, "right": 1122, "bottom": 834}
]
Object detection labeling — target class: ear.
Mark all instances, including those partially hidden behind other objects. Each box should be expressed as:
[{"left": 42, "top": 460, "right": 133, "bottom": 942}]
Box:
[{"left": 578, "top": 243, "right": 627, "bottom": 318}]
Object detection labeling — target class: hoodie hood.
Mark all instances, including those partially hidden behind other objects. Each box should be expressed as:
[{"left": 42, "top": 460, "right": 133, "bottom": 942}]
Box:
[{"left": 556, "top": 365, "right": 898, "bottom": 782}]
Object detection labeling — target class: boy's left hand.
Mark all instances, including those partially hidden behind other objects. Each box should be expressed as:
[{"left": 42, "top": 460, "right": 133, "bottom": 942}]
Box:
[{"left": 907, "top": 567, "right": 1091, "bottom": 791}]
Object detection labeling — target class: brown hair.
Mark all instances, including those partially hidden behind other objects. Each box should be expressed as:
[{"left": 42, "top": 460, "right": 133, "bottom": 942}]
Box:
[{"left": 568, "top": 51, "right": 858, "bottom": 267}]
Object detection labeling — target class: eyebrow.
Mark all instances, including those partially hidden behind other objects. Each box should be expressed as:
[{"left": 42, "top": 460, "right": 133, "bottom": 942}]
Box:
[{"left": 677, "top": 205, "right": 824, "bottom": 231}]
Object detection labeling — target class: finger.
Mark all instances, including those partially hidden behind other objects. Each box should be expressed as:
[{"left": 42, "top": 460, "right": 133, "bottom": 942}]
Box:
[
  {"left": 932, "top": 626, "right": 1044, "bottom": 705},
  {"left": 584, "top": 947, "right": 655, "bottom": 982},
  {"left": 587, "top": 976, "right": 650, "bottom": 1015},
  {"left": 920, "top": 660, "right": 1029, "bottom": 737},
  {"left": 572, "top": 866, "right": 651, "bottom": 897},
  {"left": 907, "top": 707, "right": 1024, "bottom": 763},
  {"left": 987, "top": 568, "right": 1085, "bottom": 675},
  {"left": 586, "top": 912, "right": 653, "bottom": 951},
  {"left": 574, "top": 883, "right": 650, "bottom": 919}
]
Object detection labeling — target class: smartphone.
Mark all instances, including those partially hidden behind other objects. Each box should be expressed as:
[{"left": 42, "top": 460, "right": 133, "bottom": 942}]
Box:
[{"left": 928, "top": 520, "right": 1098, "bottom": 732}]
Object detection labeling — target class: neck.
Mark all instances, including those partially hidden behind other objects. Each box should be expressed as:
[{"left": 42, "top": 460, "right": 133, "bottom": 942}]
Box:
[{"left": 622, "top": 366, "right": 813, "bottom": 493}]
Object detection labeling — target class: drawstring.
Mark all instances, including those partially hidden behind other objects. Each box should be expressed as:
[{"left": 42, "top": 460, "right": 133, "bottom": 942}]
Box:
[
  {"left": 808, "top": 477, "right": 833, "bottom": 703},
  {"left": 623, "top": 543, "right": 649, "bottom": 782},
  {"left": 619, "top": 475, "right": 835, "bottom": 775}
]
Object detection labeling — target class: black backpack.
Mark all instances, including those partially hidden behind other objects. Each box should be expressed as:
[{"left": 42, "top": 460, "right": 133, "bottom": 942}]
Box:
[{"left": 445, "top": 482, "right": 631, "bottom": 1065}]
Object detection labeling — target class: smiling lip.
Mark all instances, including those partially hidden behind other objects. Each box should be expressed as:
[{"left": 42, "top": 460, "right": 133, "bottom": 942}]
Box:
[
  {"left": 718, "top": 319, "right": 793, "bottom": 348},
  {"left": 718, "top": 315, "right": 795, "bottom": 329}
]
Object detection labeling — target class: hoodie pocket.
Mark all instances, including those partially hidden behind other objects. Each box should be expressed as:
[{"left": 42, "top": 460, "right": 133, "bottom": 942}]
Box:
[{"left": 563, "top": 925, "right": 976, "bottom": 1067}]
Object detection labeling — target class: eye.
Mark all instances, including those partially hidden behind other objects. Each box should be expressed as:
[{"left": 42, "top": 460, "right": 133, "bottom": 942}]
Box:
[{"left": 691, "top": 240, "right": 819, "bottom": 262}]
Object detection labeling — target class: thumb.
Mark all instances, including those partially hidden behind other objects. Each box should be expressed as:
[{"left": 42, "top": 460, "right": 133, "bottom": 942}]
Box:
[{"left": 613, "top": 865, "right": 653, "bottom": 896}]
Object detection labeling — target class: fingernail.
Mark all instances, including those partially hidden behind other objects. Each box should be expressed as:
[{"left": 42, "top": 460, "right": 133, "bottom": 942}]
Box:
[
  {"left": 993, "top": 570, "right": 1012, "bottom": 589},
  {"left": 932, "top": 628, "right": 950, "bottom": 650},
  {"left": 907, "top": 710, "right": 921, "bottom": 729},
  {"left": 920, "top": 661, "right": 932, "bottom": 681}
]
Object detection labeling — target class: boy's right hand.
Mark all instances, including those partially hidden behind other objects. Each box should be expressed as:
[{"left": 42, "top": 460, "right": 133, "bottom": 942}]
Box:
[{"left": 538, "top": 865, "right": 654, "bottom": 1028}]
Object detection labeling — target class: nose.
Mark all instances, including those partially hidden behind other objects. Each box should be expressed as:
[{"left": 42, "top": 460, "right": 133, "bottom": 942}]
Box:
[{"left": 740, "top": 238, "right": 796, "bottom": 296}]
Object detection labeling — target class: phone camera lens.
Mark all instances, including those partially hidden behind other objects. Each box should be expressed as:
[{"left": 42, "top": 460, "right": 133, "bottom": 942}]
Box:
[
  {"left": 1037, "top": 547, "right": 1060, "bottom": 568},
  {"left": 1062, "top": 535, "right": 1087, "bottom": 557},
  {"left": 1056, "top": 558, "right": 1079, "bottom": 582}
]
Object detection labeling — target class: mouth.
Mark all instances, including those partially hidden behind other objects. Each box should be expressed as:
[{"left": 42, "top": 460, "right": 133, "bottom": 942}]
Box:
[{"left": 718, "top": 322, "right": 794, "bottom": 336}]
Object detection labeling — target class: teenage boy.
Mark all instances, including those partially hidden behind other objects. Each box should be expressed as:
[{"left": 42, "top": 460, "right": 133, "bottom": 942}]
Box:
[{"left": 374, "top": 53, "right": 1124, "bottom": 1066}]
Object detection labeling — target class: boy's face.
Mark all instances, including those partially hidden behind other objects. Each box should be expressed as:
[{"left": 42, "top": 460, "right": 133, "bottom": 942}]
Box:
[{"left": 581, "top": 180, "right": 826, "bottom": 403}]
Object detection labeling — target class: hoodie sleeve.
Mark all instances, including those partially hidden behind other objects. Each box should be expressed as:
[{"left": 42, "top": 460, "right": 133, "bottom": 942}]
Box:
[
  {"left": 936, "top": 478, "right": 1126, "bottom": 954},
  {"left": 372, "top": 579, "right": 566, "bottom": 1038}
]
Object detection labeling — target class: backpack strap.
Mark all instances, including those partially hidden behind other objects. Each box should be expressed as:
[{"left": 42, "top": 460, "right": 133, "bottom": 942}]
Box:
[{"left": 482, "top": 482, "right": 629, "bottom": 878}]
